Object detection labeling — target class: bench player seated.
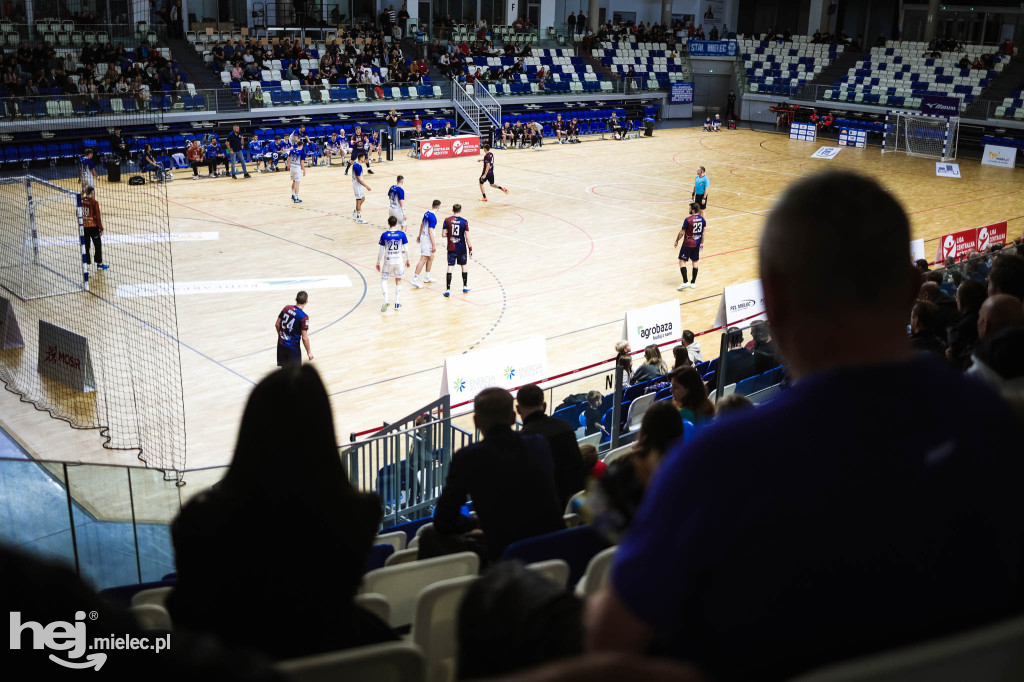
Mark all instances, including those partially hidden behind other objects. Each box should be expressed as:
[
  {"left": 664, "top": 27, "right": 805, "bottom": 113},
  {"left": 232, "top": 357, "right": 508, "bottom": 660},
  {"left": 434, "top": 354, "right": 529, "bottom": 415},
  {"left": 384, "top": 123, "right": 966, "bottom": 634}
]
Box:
[
  {"left": 553, "top": 114, "right": 567, "bottom": 144},
  {"left": 498, "top": 122, "right": 513, "bottom": 149},
  {"left": 270, "top": 135, "right": 290, "bottom": 171},
  {"left": 528, "top": 121, "right": 544, "bottom": 149},
  {"left": 712, "top": 114, "right": 722, "bottom": 132},
  {"left": 248, "top": 134, "right": 268, "bottom": 173},
  {"left": 703, "top": 116, "right": 714, "bottom": 131},
  {"left": 511, "top": 120, "right": 526, "bottom": 148},
  {"left": 366, "top": 130, "right": 383, "bottom": 163},
  {"left": 324, "top": 132, "right": 349, "bottom": 166},
  {"left": 568, "top": 118, "right": 581, "bottom": 143}
]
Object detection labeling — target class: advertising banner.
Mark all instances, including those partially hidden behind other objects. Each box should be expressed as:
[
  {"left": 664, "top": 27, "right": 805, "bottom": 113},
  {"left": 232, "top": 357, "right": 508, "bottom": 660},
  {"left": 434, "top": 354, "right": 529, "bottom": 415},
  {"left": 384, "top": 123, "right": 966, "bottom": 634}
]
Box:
[
  {"left": 686, "top": 40, "right": 737, "bottom": 57},
  {"left": 714, "top": 279, "right": 766, "bottom": 328},
  {"left": 981, "top": 144, "right": 1017, "bottom": 169},
  {"left": 623, "top": 300, "right": 682, "bottom": 352},
  {"left": 418, "top": 135, "right": 481, "bottom": 160},
  {"left": 934, "top": 221, "right": 1007, "bottom": 262},
  {"left": 670, "top": 82, "right": 694, "bottom": 103},
  {"left": 440, "top": 337, "right": 548, "bottom": 401}
]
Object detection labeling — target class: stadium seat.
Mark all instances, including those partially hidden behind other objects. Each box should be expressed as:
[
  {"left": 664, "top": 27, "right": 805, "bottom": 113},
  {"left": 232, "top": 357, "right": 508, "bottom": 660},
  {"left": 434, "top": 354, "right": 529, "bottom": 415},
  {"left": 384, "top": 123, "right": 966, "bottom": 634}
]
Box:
[
  {"left": 385, "top": 548, "right": 420, "bottom": 567},
  {"left": 129, "top": 586, "right": 172, "bottom": 608},
  {"left": 128, "top": 604, "right": 172, "bottom": 630},
  {"left": 411, "top": 575, "right": 476, "bottom": 682},
  {"left": 735, "top": 375, "right": 759, "bottom": 396},
  {"left": 360, "top": 552, "right": 480, "bottom": 628},
  {"left": 353, "top": 593, "right": 390, "bottom": 623},
  {"left": 276, "top": 641, "right": 426, "bottom": 682},
  {"left": 501, "top": 525, "right": 610, "bottom": 586},
  {"left": 366, "top": 543, "right": 395, "bottom": 571},
  {"left": 526, "top": 559, "right": 570, "bottom": 588},
  {"left": 375, "top": 530, "right": 407, "bottom": 553},
  {"left": 574, "top": 545, "right": 618, "bottom": 598}
]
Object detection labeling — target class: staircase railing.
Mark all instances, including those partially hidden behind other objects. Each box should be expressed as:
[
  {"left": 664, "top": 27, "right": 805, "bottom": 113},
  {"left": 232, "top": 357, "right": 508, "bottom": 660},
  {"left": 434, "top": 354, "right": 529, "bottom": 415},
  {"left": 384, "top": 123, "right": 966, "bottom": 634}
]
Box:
[
  {"left": 473, "top": 81, "right": 502, "bottom": 129},
  {"left": 451, "top": 78, "right": 482, "bottom": 135}
]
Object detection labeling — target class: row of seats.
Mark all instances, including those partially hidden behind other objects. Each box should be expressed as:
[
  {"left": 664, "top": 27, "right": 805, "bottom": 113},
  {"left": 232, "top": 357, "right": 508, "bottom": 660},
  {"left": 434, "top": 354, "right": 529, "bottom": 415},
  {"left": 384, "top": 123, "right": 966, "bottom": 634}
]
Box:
[
  {"left": 0, "top": 91, "right": 207, "bottom": 119},
  {"left": 257, "top": 84, "right": 442, "bottom": 106},
  {"left": 743, "top": 38, "right": 843, "bottom": 97},
  {"left": 592, "top": 40, "right": 691, "bottom": 91},
  {"left": 995, "top": 83, "right": 1024, "bottom": 120},
  {"left": 981, "top": 134, "right": 1024, "bottom": 151}
]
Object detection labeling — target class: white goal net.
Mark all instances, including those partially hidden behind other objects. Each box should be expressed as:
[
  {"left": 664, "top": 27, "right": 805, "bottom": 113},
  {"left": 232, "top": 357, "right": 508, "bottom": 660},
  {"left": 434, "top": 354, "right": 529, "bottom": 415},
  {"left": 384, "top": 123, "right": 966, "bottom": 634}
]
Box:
[{"left": 882, "top": 110, "right": 959, "bottom": 162}]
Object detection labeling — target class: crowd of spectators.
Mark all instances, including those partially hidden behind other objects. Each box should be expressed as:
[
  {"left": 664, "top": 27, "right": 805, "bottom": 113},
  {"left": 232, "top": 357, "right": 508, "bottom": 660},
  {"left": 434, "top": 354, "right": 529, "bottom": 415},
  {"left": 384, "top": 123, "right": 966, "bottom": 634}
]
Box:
[{"left": 1, "top": 37, "right": 181, "bottom": 108}]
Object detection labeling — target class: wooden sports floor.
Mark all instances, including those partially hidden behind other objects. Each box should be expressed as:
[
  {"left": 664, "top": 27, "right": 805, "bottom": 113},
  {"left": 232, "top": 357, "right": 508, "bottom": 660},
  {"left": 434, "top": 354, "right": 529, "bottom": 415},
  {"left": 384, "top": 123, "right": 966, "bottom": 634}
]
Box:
[{"left": 4, "top": 125, "right": 1024, "bottom": 475}]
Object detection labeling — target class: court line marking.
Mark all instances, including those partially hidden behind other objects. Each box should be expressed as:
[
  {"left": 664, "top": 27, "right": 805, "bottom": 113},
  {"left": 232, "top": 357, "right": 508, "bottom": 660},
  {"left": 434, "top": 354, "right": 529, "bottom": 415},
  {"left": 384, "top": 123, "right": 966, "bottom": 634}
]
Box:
[{"left": 115, "top": 275, "right": 353, "bottom": 298}]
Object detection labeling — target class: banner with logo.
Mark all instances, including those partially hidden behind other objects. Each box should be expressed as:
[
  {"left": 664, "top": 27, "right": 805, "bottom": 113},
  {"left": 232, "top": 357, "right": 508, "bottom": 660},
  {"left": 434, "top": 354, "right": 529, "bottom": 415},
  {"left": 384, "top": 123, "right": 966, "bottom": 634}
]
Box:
[
  {"left": 910, "top": 239, "right": 925, "bottom": 263},
  {"left": 623, "top": 300, "right": 681, "bottom": 352},
  {"left": 699, "top": 0, "right": 726, "bottom": 28},
  {"left": 838, "top": 128, "right": 867, "bottom": 148},
  {"left": 811, "top": 146, "right": 841, "bottom": 159},
  {"left": 440, "top": 336, "right": 548, "bottom": 401},
  {"left": 37, "top": 320, "right": 95, "bottom": 393},
  {"left": 920, "top": 95, "right": 960, "bottom": 118},
  {"left": 686, "top": 40, "right": 737, "bottom": 57},
  {"left": 714, "top": 279, "right": 766, "bottom": 328},
  {"left": 981, "top": 144, "right": 1017, "bottom": 169},
  {"left": 935, "top": 162, "right": 961, "bottom": 178},
  {"left": 418, "top": 135, "right": 481, "bottom": 161},
  {"left": 934, "top": 221, "right": 1007, "bottom": 262},
  {"left": 790, "top": 122, "right": 816, "bottom": 142}
]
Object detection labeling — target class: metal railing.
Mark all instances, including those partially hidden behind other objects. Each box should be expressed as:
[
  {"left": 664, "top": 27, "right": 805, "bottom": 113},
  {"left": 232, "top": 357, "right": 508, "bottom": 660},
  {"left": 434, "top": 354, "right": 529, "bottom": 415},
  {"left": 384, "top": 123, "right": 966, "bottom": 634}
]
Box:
[
  {"left": 0, "top": 89, "right": 221, "bottom": 120},
  {"left": 451, "top": 77, "right": 481, "bottom": 134},
  {"left": 244, "top": 80, "right": 441, "bottom": 109},
  {"left": 473, "top": 79, "right": 501, "bottom": 128},
  {"left": 0, "top": 21, "right": 167, "bottom": 46}
]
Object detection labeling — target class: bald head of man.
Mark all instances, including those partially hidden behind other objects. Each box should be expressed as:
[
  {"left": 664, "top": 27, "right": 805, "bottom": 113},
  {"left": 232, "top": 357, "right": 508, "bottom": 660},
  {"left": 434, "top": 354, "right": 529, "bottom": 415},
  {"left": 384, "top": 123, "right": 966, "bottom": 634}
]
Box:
[
  {"left": 977, "top": 293, "right": 1024, "bottom": 341},
  {"left": 759, "top": 171, "right": 918, "bottom": 379}
]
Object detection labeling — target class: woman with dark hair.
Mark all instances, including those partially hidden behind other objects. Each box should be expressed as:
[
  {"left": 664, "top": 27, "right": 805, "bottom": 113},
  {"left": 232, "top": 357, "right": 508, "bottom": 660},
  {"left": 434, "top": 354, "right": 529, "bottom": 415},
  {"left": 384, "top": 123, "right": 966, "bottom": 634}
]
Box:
[
  {"left": 631, "top": 401, "right": 685, "bottom": 487},
  {"left": 909, "top": 300, "right": 947, "bottom": 357},
  {"left": 167, "top": 365, "right": 393, "bottom": 660},
  {"left": 140, "top": 143, "right": 165, "bottom": 182},
  {"left": 615, "top": 353, "right": 632, "bottom": 388},
  {"left": 669, "top": 367, "right": 714, "bottom": 424},
  {"left": 671, "top": 344, "right": 692, "bottom": 370}
]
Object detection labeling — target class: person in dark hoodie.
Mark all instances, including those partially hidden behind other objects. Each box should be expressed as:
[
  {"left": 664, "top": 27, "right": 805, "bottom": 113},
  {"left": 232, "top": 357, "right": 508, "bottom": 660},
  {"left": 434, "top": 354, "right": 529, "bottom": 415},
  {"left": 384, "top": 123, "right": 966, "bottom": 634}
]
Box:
[{"left": 946, "top": 279, "right": 986, "bottom": 369}]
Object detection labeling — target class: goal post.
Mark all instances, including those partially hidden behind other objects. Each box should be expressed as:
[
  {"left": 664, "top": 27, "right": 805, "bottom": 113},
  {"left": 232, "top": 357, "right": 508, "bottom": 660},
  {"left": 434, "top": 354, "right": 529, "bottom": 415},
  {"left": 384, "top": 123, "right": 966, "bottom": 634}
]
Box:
[
  {"left": 0, "top": 175, "right": 88, "bottom": 301},
  {"left": 882, "top": 110, "right": 959, "bottom": 162}
]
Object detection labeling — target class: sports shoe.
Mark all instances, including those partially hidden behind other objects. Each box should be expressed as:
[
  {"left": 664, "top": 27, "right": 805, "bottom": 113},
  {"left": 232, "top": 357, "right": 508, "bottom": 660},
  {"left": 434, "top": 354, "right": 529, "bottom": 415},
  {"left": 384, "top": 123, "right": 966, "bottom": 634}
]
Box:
[
  {"left": 380, "top": 302, "right": 390, "bottom": 312},
  {"left": 501, "top": 187, "right": 509, "bottom": 195},
  {"left": 367, "top": 168, "right": 375, "bottom": 174},
  {"left": 411, "top": 279, "right": 422, "bottom": 289},
  {"left": 351, "top": 211, "right": 358, "bottom": 220},
  {"left": 424, "top": 274, "right": 436, "bottom": 283},
  {"left": 97, "top": 263, "right": 109, "bottom": 270},
  {"left": 192, "top": 175, "right": 198, "bottom": 180},
  {"left": 243, "top": 173, "right": 251, "bottom": 178},
  {"left": 689, "top": 283, "right": 697, "bottom": 289},
  {"left": 294, "top": 197, "right": 302, "bottom": 203},
  {"left": 394, "top": 303, "right": 402, "bottom": 310},
  {"left": 443, "top": 290, "right": 450, "bottom": 297},
  {"left": 479, "top": 197, "right": 488, "bottom": 202},
  {"left": 463, "top": 287, "right": 470, "bottom": 293},
  {"left": 677, "top": 283, "right": 688, "bottom": 291},
  {"left": 377, "top": 157, "right": 383, "bottom": 162},
  {"left": 231, "top": 174, "right": 238, "bottom": 179},
  {"left": 356, "top": 217, "right": 368, "bottom": 224}
]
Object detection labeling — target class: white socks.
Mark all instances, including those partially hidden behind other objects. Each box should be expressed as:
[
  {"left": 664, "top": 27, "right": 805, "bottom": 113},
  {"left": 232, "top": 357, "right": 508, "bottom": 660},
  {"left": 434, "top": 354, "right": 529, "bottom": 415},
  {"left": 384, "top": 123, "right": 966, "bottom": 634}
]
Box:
[
  {"left": 395, "top": 284, "right": 401, "bottom": 306},
  {"left": 380, "top": 278, "right": 388, "bottom": 301}
]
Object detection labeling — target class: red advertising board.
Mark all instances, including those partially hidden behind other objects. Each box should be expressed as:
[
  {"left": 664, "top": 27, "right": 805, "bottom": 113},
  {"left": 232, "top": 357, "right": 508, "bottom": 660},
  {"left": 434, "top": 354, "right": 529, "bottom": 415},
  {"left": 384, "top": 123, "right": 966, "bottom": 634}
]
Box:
[
  {"left": 934, "top": 221, "right": 1007, "bottom": 262},
  {"left": 417, "top": 135, "right": 481, "bottom": 160}
]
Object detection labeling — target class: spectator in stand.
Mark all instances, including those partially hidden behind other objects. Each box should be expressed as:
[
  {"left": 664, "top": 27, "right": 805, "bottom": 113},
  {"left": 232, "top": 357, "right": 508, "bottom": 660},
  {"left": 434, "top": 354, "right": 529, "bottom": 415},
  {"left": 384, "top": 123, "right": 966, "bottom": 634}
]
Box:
[
  {"left": 567, "top": 11, "right": 577, "bottom": 34},
  {"left": 631, "top": 344, "right": 669, "bottom": 383},
  {"left": 186, "top": 139, "right": 205, "bottom": 179},
  {"left": 714, "top": 393, "right": 753, "bottom": 415},
  {"left": 987, "top": 253, "right": 1024, "bottom": 301},
  {"left": 966, "top": 294, "right": 1024, "bottom": 392},
  {"left": 999, "top": 38, "right": 1015, "bottom": 56},
  {"left": 945, "top": 279, "right": 987, "bottom": 369},
  {"left": 583, "top": 390, "right": 608, "bottom": 438},
  {"left": 671, "top": 345, "right": 692, "bottom": 370},
  {"left": 586, "top": 170, "right": 1024, "bottom": 682},
  {"left": 908, "top": 300, "right": 948, "bottom": 357},
  {"left": 707, "top": 327, "right": 756, "bottom": 390},
  {"left": 167, "top": 365, "right": 393, "bottom": 660},
  {"left": 430, "top": 387, "right": 564, "bottom": 563},
  {"left": 681, "top": 329, "right": 702, "bottom": 363},
  {"left": 914, "top": 258, "right": 930, "bottom": 273},
  {"left": 669, "top": 367, "right": 715, "bottom": 425},
  {"left": 919, "top": 280, "right": 958, "bottom": 331},
  {"left": 516, "top": 383, "right": 585, "bottom": 509},
  {"left": 750, "top": 320, "right": 780, "bottom": 373},
  {"left": 615, "top": 353, "right": 633, "bottom": 389},
  {"left": 957, "top": 53, "right": 971, "bottom": 69}
]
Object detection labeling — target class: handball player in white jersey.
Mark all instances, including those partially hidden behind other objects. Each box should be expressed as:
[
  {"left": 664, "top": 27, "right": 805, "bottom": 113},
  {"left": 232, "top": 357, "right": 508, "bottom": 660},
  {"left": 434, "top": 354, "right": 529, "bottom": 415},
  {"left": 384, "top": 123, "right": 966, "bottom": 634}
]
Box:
[
  {"left": 375, "top": 215, "right": 411, "bottom": 312},
  {"left": 387, "top": 175, "right": 407, "bottom": 227}
]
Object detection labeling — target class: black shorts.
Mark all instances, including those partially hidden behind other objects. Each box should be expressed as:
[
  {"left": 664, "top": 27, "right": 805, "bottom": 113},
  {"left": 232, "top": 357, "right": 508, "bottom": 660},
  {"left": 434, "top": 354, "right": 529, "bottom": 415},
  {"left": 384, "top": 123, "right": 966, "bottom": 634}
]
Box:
[
  {"left": 447, "top": 251, "right": 468, "bottom": 266},
  {"left": 694, "top": 194, "right": 707, "bottom": 209},
  {"left": 277, "top": 344, "right": 301, "bottom": 366},
  {"left": 480, "top": 171, "right": 494, "bottom": 184},
  {"left": 678, "top": 245, "right": 700, "bottom": 262}
]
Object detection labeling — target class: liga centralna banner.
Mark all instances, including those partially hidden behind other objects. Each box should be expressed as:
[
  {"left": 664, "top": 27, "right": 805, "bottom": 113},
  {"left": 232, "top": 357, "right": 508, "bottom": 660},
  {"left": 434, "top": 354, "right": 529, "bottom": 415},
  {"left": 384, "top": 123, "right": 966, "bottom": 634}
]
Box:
[
  {"left": 418, "top": 135, "right": 481, "bottom": 160},
  {"left": 934, "top": 221, "right": 1008, "bottom": 262},
  {"left": 440, "top": 336, "right": 548, "bottom": 402}
]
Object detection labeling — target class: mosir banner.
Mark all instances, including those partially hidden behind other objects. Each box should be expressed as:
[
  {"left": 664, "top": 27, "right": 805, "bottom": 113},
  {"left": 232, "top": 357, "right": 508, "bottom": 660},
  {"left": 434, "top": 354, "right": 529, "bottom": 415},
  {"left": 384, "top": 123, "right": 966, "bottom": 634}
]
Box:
[{"left": 418, "top": 135, "right": 481, "bottom": 160}]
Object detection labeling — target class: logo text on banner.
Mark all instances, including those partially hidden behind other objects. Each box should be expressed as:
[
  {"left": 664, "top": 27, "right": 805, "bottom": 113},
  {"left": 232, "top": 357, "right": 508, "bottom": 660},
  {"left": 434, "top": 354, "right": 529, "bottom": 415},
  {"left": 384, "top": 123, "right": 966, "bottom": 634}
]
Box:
[
  {"left": 789, "top": 122, "right": 816, "bottom": 142},
  {"left": 622, "top": 300, "right": 682, "bottom": 352},
  {"left": 418, "top": 135, "right": 481, "bottom": 161},
  {"left": 934, "top": 221, "right": 1007, "bottom": 262},
  {"left": 440, "top": 337, "right": 548, "bottom": 401},
  {"left": 37, "top": 320, "right": 96, "bottom": 393},
  {"left": 920, "top": 95, "right": 961, "bottom": 117},
  {"left": 670, "top": 82, "right": 694, "bottom": 103},
  {"left": 981, "top": 144, "right": 1017, "bottom": 169},
  {"left": 811, "top": 146, "right": 841, "bottom": 159},
  {"left": 935, "top": 162, "right": 961, "bottom": 178},
  {"left": 714, "top": 279, "right": 766, "bottom": 328},
  {"left": 686, "top": 40, "right": 737, "bottom": 57}
]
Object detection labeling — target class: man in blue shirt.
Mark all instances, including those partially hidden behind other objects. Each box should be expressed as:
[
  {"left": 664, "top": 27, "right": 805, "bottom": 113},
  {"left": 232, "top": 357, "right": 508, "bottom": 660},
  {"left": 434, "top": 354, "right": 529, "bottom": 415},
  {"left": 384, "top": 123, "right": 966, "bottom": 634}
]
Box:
[
  {"left": 226, "top": 124, "right": 251, "bottom": 179},
  {"left": 205, "top": 135, "right": 228, "bottom": 177},
  {"left": 586, "top": 171, "right": 1024, "bottom": 682},
  {"left": 78, "top": 148, "right": 97, "bottom": 190},
  {"left": 248, "top": 134, "right": 266, "bottom": 173},
  {"left": 275, "top": 290, "right": 312, "bottom": 366},
  {"left": 691, "top": 166, "right": 709, "bottom": 210}
]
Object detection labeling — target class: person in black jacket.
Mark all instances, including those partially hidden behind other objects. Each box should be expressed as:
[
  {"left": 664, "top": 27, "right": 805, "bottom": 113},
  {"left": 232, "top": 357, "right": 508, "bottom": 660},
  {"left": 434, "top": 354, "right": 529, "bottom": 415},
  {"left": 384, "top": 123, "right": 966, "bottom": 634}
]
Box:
[
  {"left": 707, "top": 327, "right": 756, "bottom": 390},
  {"left": 516, "top": 383, "right": 585, "bottom": 509},
  {"left": 946, "top": 279, "right": 986, "bottom": 369},
  {"left": 433, "top": 387, "right": 564, "bottom": 561}
]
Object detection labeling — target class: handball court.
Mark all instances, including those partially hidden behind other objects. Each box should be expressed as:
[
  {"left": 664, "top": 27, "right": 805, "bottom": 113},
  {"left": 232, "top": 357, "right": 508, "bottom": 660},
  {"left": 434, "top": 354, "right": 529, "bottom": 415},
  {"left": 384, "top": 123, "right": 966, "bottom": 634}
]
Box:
[{"left": 3, "top": 126, "right": 1024, "bottom": 478}]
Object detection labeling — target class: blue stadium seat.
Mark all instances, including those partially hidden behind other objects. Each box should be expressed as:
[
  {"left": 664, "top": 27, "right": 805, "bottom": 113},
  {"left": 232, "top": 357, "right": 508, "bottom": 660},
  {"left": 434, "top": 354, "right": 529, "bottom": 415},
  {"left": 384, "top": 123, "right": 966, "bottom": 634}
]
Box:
[
  {"left": 552, "top": 403, "right": 583, "bottom": 428},
  {"left": 501, "top": 525, "right": 611, "bottom": 586},
  {"left": 623, "top": 382, "right": 649, "bottom": 404},
  {"left": 366, "top": 543, "right": 394, "bottom": 571},
  {"left": 735, "top": 375, "right": 758, "bottom": 396}
]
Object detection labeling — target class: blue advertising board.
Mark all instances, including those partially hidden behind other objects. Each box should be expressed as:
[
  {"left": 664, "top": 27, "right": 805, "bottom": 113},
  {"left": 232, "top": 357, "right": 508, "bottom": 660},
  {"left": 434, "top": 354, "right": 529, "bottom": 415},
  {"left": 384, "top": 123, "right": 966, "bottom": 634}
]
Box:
[
  {"left": 670, "top": 82, "right": 694, "bottom": 103},
  {"left": 920, "top": 95, "right": 961, "bottom": 118},
  {"left": 687, "top": 40, "right": 737, "bottom": 57}
]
